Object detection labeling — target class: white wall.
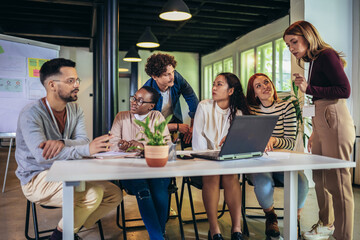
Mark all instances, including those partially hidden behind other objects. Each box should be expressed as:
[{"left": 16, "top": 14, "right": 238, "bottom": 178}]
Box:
[
  {"left": 59, "top": 47, "right": 93, "bottom": 139},
  {"left": 351, "top": 0, "right": 360, "bottom": 184},
  {"left": 304, "top": 0, "right": 359, "bottom": 184},
  {"left": 305, "top": 0, "right": 354, "bottom": 114},
  {"left": 352, "top": 0, "right": 360, "bottom": 136},
  {"left": 137, "top": 50, "right": 199, "bottom": 125}
]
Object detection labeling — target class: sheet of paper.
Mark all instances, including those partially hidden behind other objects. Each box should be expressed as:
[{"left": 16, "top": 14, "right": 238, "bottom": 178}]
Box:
[
  {"left": 0, "top": 55, "right": 26, "bottom": 77},
  {"left": 0, "top": 78, "right": 25, "bottom": 98},
  {"left": 92, "top": 151, "right": 138, "bottom": 159},
  {"left": 27, "top": 78, "right": 46, "bottom": 99}
]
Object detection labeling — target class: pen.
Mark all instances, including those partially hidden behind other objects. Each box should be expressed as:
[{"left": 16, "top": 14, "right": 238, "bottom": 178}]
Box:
[{"left": 106, "top": 131, "right": 111, "bottom": 151}]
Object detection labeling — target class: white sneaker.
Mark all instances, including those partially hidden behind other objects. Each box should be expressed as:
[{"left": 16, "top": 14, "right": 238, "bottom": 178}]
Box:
[{"left": 303, "top": 220, "right": 335, "bottom": 240}]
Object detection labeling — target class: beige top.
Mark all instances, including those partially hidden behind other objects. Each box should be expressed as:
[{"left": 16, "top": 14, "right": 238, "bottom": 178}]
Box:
[
  {"left": 110, "top": 110, "right": 171, "bottom": 151},
  {"left": 192, "top": 99, "right": 242, "bottom": 151}
]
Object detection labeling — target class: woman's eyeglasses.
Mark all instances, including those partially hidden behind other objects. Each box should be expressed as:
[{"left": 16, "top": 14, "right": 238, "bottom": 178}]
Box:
[{"left": 129, "top": 96, "right": 153, "bottom": 106}]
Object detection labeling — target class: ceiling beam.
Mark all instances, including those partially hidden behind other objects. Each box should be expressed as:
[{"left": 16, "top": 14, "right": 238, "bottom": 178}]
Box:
[
  {"left": 4, "top": 32, "right": 91, "bottom": 40},
  {"left": 0, "top": 16, "right": 89, "bottom": 25},
  {"left": 24, "top": 0, "right": 99, "bottom": 7},
  {"left": 1, "top": 21, "right": 90, "bottom": 39},
  {"left": 189, "top": 0, "right": 289, "bottom": 9}
]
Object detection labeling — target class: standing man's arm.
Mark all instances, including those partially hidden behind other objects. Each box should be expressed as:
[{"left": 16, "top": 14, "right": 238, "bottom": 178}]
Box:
[
  {"left": 177, "top": 71, "right": 199, "bottom": 144},
  {"left": 177, "top": 72, "right": 199, "bottom": 118}
]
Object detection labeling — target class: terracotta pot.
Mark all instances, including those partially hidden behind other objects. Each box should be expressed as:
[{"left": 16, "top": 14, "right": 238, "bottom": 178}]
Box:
[{"left": 144, "top": 145, "right": 169, "bottom": 167}]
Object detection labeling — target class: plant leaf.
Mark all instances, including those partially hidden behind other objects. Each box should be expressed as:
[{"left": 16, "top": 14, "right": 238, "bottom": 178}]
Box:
[
  {"left": 133, "top": 114, "right": 172, "bottom": 145},
  {"left": 283, "top": 95, "right": 292, "bottom": 101},
  {"left": 292, "top": 81, "right": 299, "bottom": 97}
]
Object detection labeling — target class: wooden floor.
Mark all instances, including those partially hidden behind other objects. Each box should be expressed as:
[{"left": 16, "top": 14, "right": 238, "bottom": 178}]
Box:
[{"left": 1, "top": 146, "right": 359, "bottom": 240}]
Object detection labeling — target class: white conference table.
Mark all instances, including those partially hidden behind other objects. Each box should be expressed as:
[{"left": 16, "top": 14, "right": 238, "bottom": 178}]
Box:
[{"left": 46, "top": 152, "right": 355, "bottom": 240}]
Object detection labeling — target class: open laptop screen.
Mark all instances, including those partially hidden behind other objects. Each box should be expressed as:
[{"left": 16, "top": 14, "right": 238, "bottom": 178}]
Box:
[
  {"left": 191, "top": 115, "right": 279, "bottom": 161},
  {"left": 219, "top": 115, "right": 279, "bottom": 158}
]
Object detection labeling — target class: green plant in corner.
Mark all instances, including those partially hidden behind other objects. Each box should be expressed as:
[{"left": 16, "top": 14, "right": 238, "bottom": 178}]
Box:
[
  {"left": 282, "top": 81, "right": 312, "bottom": 147},
  {"left": 134, "top": 114, "right": 173, "bottom": 146}
]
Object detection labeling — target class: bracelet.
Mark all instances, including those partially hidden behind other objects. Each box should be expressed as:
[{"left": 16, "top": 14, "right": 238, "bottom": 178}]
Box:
[{"left": 177, "top": 123, "right": 179, "bottom": 132}]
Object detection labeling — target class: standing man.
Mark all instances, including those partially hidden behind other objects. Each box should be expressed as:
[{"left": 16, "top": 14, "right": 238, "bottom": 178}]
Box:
[
  {"left": 15, "top": 58, "right": 122, "bottom": 240},
  {"left": 143, "top": 53, "right": 199, "bottom": 145}
]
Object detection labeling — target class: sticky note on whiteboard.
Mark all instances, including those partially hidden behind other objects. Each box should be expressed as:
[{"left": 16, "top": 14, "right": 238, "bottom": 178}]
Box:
[{"left": 33, "top": 69, "right": 40, "bottom": 77}]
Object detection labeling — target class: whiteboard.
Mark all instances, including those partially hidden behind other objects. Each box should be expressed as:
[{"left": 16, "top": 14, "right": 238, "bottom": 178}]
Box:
[{"left": 0, "top": 34, "right": 60, "bottom": 133}]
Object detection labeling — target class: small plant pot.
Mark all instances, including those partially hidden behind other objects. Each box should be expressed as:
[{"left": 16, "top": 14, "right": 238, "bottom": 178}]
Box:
[{"left": 144, "top": 145, "right": 169, "bottom": 167}]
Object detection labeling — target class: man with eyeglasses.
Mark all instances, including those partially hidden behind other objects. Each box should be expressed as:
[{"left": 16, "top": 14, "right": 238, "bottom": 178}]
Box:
[
  {"left": 15, "top": 58, "right": 122, "bottom": 240},
  {"left": 143, "top": 53, "right": 199, "bottom": 147}
]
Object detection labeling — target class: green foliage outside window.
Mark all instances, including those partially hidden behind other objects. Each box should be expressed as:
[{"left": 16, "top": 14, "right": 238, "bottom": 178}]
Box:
[
  {"left": 256, "top": 42, "right": 273, "bottom": 78},
  {"left": 203, "top": 57, "right": 234, "bottom": 100},
  {"left": 240, "top": 38, "right": 291, "bottom": 92},
  {"left": 223, "top": 57, "right": 233, "bottom": 72},
  {"left": 275, "top": 39, "right": 291, "bottom": 91},
  {"left": 213, "top": 61, "right": 223, "bottom": 79},
  {"left": 240, "top": 49, "right": 255, "bottom": 90}
]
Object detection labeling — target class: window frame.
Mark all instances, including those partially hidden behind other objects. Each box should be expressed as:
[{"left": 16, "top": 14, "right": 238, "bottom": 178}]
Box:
[
  {"left": 239, "top": 37, "right": 291, "bottom": 93},
  {"left": 202, "top": 56, "right": 234, "bottom": 100}
]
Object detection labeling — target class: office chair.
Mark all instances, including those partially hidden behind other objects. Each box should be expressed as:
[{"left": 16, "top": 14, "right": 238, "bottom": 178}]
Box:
[
  {"left": 25, "top": 200, "right": 104, "bottom": 240},
  {"left": 179, "top": 176, "right": 249, "bottom": 239},
  {"left": 242, "top": 174, "right": 301, "bottom": 238},
  {"left": 242, "top": 175, "right": 284, "bottom": 219},
  {"left": 177, "top": 134, "right": 249, "bottom": 239},
  {"left": 116, "top": 178, "right": 185, "bottom": 240}
]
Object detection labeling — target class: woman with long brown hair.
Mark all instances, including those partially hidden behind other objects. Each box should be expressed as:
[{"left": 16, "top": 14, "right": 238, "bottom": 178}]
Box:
[
  {"left": 192, "top": 73, "right": 250, "bottom": 240},
  {"left": 284, "top": 20, "right": 355, "bottom": 240},
  {"left": 246, "top": 73, "right": 309, "bottom": 239}
]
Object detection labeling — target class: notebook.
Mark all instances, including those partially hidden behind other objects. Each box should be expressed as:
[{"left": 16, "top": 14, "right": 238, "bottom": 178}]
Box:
[{"left": 191, "top": 115, "right": 279, "bottom": 161}]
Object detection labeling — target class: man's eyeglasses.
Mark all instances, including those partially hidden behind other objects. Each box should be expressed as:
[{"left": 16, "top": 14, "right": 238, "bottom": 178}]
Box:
[
  {"left": 52, "top": 78, "right": 81, "bottom": 86},
  {"left": 129, "top": 96, "right": 153, "bottom": 106}
]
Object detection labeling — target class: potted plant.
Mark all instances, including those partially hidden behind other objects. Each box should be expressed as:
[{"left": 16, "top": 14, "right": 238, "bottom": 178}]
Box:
[
  {"left": 134, "top": 114, "right": 172, "bottom": 167},
  {"left": 282, "top": 81, "right": 312, "bottom": 150}
]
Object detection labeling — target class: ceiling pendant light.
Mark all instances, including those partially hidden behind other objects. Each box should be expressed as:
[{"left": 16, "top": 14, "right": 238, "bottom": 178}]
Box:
[
  {"left": 123, "top": 46, "right": 142, "bottom": 62},
  {"left": 159, "top": 0, "right": 192, "bottom": 21},
  {"left": 136, "top": 27, "right": 160, "bottom": 48}
]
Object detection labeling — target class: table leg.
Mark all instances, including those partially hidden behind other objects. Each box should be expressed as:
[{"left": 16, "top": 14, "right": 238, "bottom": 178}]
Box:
[
  {"left": 63, "top": 181, "right": 79, "bottom": 240},
  {"left": 284, "top": 171, "right": 298, "bottom": 240},
  {"left": 2, "top": 138, "right": 13, "bottom": 193}
]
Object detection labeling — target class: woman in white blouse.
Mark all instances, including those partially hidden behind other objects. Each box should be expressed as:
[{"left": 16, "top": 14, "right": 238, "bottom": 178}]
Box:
[{"left": 192, "top": 73, "right": 250, "bottom": 240}]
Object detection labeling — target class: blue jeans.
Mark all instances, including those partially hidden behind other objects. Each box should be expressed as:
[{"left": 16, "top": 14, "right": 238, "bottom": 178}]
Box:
[
  {"left": 121, "top": 178, "right": 171, "bottom": 240},
  {"left": 249, "top": 171, "right": 309, "bottom": 209}
]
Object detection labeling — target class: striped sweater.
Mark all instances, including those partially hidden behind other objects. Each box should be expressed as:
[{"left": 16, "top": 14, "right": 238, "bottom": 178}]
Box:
[{"left": 250, "top": 100, "right": 297, "bottom": 150}]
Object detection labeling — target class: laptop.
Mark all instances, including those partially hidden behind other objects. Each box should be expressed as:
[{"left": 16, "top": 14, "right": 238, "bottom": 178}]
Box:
[{"left": 191, "top": 115, "right": 279, "bottom": 160}]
